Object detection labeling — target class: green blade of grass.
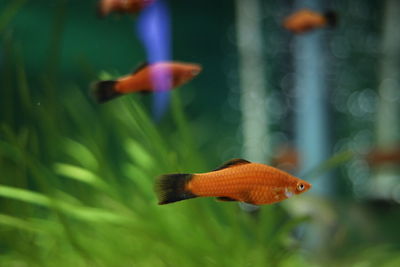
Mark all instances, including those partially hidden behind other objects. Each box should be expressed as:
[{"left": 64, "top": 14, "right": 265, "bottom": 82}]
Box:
[
  {"left": 0, "top": 213, "right": 43, "bottom": 233},
  {"left": 53, "top": 163, "right": 109, "bottom": 192},
  {"left": 0, "top": 185, "right": 129, "bottom": 224},
  {"left": 125, "top": 139, "right": 155, "bottom": 170},
  {"left": 62, "top": 138, "right": 99, "bottom": 170},
  {"left": 0, "top": 185, "right": 50, "bottom": 206},
  {"left": 0, "top": 0, "right": 27, "bottom": 33},
  {"left": 301, "top": 150, "right": 354, "bottom": 179}
]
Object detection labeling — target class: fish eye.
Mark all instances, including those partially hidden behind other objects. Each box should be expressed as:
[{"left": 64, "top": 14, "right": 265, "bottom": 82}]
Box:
[{"left": 297, "top": 183, "right": 305, "bottom": 191}]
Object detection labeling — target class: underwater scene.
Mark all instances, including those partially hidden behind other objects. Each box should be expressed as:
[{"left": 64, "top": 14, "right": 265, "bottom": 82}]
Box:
[{"left": 1, "top": 0, "right": 400, "bottom": 266}]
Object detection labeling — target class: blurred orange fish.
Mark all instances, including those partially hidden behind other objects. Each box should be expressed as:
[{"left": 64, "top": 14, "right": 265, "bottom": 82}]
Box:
[
  {"left": 366, "top": 147, "right": 400, "bottom": 167},
  {"left": 155, "top": 159, "right": 311, "bottom": 205},
  {"left": 271, "top": 145, "right": 299, "bottom": 172},
  {"left": 283, "top": 9, "right": 337, "bottom": 34},
  {"left": 92, "top": 61, "right": 202, "bottom": 103},
  {"left": 98, "top": 0, "right": 155, "bottom": 17}
]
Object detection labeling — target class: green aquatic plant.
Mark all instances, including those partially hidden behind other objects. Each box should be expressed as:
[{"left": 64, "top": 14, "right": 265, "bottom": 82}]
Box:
[
  {"left": 0, "top": 53, "right": 311, "bottom": 266},
  {"left": 2, "top": 32, "right": 398, "bottom": 267},
  {"left": 0, "top": 0, "right": 26, "bottom": 33}
]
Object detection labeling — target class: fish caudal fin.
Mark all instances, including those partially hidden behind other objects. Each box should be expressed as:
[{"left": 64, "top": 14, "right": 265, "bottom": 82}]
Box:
[
  {"left": 91, "top": 80, "right": 121, "bottom": 103},
  {"left": 155, "top": 173, "right": 196, "bottom": 205},
  {"left": 96, "top": 3, "right": 105, "bottom": 18},
  {"left": 324, "top": 10, "right": 337, "bottom": 27}
]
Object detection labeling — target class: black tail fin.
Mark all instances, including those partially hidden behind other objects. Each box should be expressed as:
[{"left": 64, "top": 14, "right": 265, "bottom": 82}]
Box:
[
  {"left": 324, "top": 10, "right": 337, "bottom": 27},
  {"left": 91, "top": 80, "right": 121, "bottom": 103},
  {"left": 155, "top": 174, "right": 197, "bottom": 205},
  {"left": 97, "top": 5, "right": 105, "bottom": 18},
  {"left": 96, "top": 2, "right": 108, "bottom": 18}
]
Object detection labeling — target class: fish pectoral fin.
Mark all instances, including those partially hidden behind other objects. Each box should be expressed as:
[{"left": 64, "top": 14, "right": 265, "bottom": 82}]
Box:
[
  {"left": 213, "top": 158, "right": 251, "bottom": 171},
  {"left": 216, "top": 196, "right": 238, "bottom": 202},
  {"left": 132, "top": 62, "right": 149, "bottom": 75},
  {"left": 240, "top": 192, "right": 256, "bottom": 204}
]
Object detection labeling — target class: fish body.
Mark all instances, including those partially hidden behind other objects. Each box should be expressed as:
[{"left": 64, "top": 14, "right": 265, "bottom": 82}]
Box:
[
  {"left": 155, "top": 159, "right": 311, "bottom": 205},
  {"left": 98, "top": 0, "right": 155, "bottom": 17},
  {"left": 367, "top": 147, "right": 400, "bottom": 167},
  {"left": 283, "top": 9, "right": 337, "bottom": 34},
  {"left": 92, "top": 61, "right": 202, "bottom": 103}
]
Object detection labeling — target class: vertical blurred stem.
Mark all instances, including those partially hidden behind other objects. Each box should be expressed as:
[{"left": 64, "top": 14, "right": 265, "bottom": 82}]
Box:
[
  {"left": 372, "top": 0, "right": 400, "bottom": 199},
  {"left": 293, "top": 0, "right": 331, "bottom": 254},
  {"left": 294, "top": 3, "right": 331, "bottom": 196},
  {"left": 40, "top": 0, "right": 67, "bottom": 137},
  {"left": 46, "top": 0, "right": 67, "bottom": 77},
  {"left": 235, "top": 0, "right": 268, "bottom": 163},
  {"left": 1, "top": 33, "right": 14, "bottom": 125},
  {"left": 0, "top": 0, "right": 26, "bottom": 33}
]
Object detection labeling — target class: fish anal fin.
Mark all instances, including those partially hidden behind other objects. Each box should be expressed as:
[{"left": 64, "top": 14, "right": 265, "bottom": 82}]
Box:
[
  {"left": 132, "top": 62, "right": 149, "bottom": 75},
  {"left": 213, "top": 158, "right": 251, "bottom": 171},
  {"left": 216, "top": 196, "right": 238, "bottom": 202},
  {"left": 242, "top": 200, "right": 257, "bottom": 205}
]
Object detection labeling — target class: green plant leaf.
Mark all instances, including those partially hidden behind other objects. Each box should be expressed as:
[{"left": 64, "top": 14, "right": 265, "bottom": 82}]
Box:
[
  {"left": 53, "top": 163, "right": 108, "bottom": 192},
  {"left": 0, "top": 213, "right": 42, "bottom": 233}
]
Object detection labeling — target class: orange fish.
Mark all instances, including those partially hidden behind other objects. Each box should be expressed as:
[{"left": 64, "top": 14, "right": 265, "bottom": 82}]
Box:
[
  {"left": 271, "top": 146, "right": 299, "bottom": 172},
  {"left": 98, "top": 0, "right": 155, "bottom": 17},
  {"left": 366, "top": 147, "right": 400, "bottom": 167},
  {"left": 155, "top": 159, "right": 312, "bottom": 205},
  {"left": 92, "top": 61, "right": 202, "bottom": 103},
  {"left": 283, "top": 9, "right": 337, "bottom": 34}
]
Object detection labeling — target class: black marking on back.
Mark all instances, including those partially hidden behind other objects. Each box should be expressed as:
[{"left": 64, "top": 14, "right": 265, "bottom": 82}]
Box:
[
  {"left": 213, "top": 158, "right": 251, "bottom": 171},
  {"left": 132, "top": 62, "right": 149, "bottom": 75}
]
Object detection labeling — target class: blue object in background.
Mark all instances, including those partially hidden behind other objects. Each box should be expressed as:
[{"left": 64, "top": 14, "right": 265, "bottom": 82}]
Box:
[
  {"left": 293, "top": 0, "right": 332, "bottom": 253},
  {"left": 294, "top": 1, "right": 331, "bottom": 196},
  {"left": 137, "top": 0, "right": 171, "bottom": 121}
]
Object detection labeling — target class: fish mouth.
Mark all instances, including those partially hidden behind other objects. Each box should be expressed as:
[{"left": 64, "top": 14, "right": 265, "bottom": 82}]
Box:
[{"left": 305, "top": 182, "right": 312, "bottom": 191}]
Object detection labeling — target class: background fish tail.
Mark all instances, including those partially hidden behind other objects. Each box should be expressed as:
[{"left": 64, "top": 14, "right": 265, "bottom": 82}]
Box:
[
  {"left": 96, "top": 2, "right": 105, "bottom": 18},
  {"left": 324, "top": 10, "right": 337, "bottom": 27},
  {"left": 91, "top": 80, "right": 121, "bottom": 103},
  {"left": 155, "top": 174, "right": 196, "bottom": 205}
]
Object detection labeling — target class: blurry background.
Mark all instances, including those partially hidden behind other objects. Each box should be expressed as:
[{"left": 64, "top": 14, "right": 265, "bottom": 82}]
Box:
[{"left": 1, "top": 0, "right": 400, "bottom": 266}]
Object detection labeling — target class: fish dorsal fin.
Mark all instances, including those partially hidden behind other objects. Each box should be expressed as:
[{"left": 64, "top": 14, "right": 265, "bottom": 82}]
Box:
[
  {"left": 132, "top": 62, "right": 149, "bottom": 75},
  {"left": 216, "top": 196, "right": 237, "bottom": 202},
  {"left": 213, "top": 158, "right": 251, "bottom": 171}
]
